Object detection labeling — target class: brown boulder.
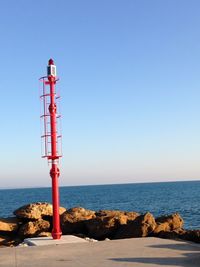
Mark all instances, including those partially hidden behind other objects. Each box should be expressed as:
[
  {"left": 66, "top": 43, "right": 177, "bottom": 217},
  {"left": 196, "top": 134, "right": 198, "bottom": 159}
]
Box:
[
  {"left": 0, "top": 235, "right": 22, "bottom": 247},
  {"left": 14, "top": 202, "right": 66, "bottom": 220},
  {"left": 125, "top": 211, "right": 140, "bottom": 222},
  {"left": 0, "top": 217, "right": 19, "bottom": 232},
  {"left": 95, "top": 210, "right": 139, "bottom": 224},
  {"left": 182, "top": 230, "right": 200, "bottom": 243},
  {"left": 154, "top": 213, "right": 184, "bottom": 234},
  {"left": 0, "top": 235, "right": 12, "bottom": 247},
  {"left": 61, "top": 207, "right": 96, "bottom": 234},
  {"left": 157, "top": 229, "right": 200, "bottom": 244},
  {"left": 154, "top": 229, "right": 186, "bottom": 240},
  {"left": 86, "top": 210, "right": 139, "bottom": 240},
  {"left": 18, "top": 219, "right": 50, "bottom": 237},
  {"left": 114, "top": 212, "right": 156, "bottom": 239},
  {"left": 37, "top": 232, "right": 52, "bottom": 237}
]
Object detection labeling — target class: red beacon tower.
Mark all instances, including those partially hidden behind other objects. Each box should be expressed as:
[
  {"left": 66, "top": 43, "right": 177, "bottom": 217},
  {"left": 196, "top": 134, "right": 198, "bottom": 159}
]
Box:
[{"left": 40, "top": 59, "right": 62, "bottom": 239}]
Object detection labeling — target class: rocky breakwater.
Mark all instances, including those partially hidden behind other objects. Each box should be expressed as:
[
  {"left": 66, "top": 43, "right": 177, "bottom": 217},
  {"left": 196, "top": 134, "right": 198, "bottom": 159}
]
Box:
[
  {"left": 0, "top": 202, "right": 200, "bottom": 247},
  {"left": 0, "top": 202, "right": 66, "bottom": 247}
]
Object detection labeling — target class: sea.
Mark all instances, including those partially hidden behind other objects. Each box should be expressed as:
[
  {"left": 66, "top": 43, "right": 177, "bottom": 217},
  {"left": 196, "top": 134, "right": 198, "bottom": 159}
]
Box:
[{"left": 0, "top": 181, "right": 200, "bottom": 230}]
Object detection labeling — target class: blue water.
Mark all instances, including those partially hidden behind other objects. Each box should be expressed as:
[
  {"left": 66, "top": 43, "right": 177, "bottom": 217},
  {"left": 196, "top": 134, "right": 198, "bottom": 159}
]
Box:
[{"left": 0, "top": 181, "right": 200, "bottom": 229}]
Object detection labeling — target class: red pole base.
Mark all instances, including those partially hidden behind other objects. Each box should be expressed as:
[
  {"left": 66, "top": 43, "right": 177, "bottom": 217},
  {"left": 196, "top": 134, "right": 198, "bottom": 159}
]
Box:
[
  {"left": 50, "top": 164, "right": 62, "bottom": 240},
  {"left": 52, "top": 230, "right": 62, "bottom": 240}
]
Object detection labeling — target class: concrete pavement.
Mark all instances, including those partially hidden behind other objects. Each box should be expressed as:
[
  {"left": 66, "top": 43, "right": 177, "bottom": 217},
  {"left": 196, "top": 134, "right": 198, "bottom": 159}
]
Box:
[{"left": 0, "top": 237, "right": 200, "bottom": 267}]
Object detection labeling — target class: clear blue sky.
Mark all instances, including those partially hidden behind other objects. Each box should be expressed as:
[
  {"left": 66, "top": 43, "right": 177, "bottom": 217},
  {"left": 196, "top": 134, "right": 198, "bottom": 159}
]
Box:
[{"left": 1, "top": 0, "right": 200, "bottom": 188}]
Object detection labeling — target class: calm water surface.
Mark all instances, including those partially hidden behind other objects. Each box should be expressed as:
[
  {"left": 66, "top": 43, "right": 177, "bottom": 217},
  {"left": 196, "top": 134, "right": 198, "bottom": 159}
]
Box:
[{"left": 0, "top": 181, "right": 200, "bottom": 229}]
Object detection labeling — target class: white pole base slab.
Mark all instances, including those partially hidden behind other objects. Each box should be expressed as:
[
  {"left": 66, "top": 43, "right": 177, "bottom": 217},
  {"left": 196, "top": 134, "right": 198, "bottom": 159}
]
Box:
[{"left": 24, "top": 235, "right": 88, "bottom": 246}]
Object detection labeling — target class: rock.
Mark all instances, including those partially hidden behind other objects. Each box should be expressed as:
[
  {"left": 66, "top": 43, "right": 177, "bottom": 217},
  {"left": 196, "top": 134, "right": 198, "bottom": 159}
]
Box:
[
  {"left": 18, "top": 219, "right": 50, "bottom": 237},
  {"left": 84, "top": 237, "right": 98, "bottom": 242},
  {"left": 61, "top": 207, "right": 96, "bottom": 234},
  {"left": 17, "top": 242, "right": 28, "bottom": 247},
  {"left": 156, "top": 229, "right": 200, "bottom": 244},
  {"left": 0, "top": 235, "right": 12, "bottom": 247},
  {"left": 37, "top": 231, "right": 52, "bottom": 237},
  {"left": 154, "top": 213, "right": 184, "bottom": 234},
  {"left": 125, "top": 211, "right": 140, "bottom": 222},
  {"left": 114, "top": 212, "right": 156, "bottom": 239},
  {"left": 85, "top": 215, "right": 117, "bottom": 240},
  {"left": 95, "top": 210, "right": 139, "bottom": 224},
  {"left": 154, "top": 229, "right": 186, "bottom": 240},
  {"left": 14, "top": 202, "right": 66, "bottom": 220},
  {"left": 86, "top": 210, "right": 139, "bottom": 240},
  {"left": 0, "top": 235, "right": 22, "bottom": 247},
  {"left": 181, "top": 230, "right": 200, "bottom": 243},
  {"left": 0, "top": 217, "right": 19, "bottom": 232}
]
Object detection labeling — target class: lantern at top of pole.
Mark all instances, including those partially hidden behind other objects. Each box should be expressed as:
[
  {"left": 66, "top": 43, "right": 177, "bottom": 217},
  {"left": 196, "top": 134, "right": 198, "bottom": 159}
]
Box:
[
  {"left": 47, "top": 58, "right": 56, "bottom": 77},
  {"left": 39, "top": 59, "right": 62, "bottom": 239}
]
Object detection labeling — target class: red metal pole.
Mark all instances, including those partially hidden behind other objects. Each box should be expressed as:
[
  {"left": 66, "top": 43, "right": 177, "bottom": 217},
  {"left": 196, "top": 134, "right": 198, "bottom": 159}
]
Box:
[{"left": 48, "top": 59, "right": 62, "bottom": 239}]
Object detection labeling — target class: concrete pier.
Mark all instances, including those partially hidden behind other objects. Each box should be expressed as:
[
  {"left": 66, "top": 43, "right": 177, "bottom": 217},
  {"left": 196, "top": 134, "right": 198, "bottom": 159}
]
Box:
[{"left": 0, "top": 237, "right": 200, "bottom": 267}]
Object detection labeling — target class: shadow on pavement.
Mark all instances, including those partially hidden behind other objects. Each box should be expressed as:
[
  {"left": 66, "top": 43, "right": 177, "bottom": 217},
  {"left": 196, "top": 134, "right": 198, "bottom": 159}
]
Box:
[
  {"left": 109, "top": 241, "right": 200, "bottom": 266},
  {"left": 148, "top": 242, "right": 200, "bottom": 251},
  {"left": 109, "top": 253, "right": 200, "bottom": 266}
]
